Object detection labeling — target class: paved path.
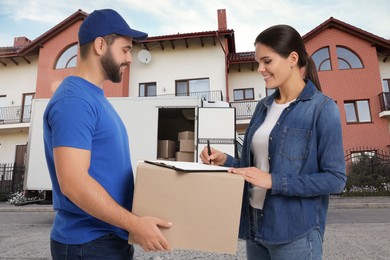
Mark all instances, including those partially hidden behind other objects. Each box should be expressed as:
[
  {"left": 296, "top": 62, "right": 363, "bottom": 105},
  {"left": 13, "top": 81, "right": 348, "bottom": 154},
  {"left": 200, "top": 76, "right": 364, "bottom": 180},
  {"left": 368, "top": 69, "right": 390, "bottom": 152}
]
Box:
[{"left": 1, "top": 196, "right": 389, "bottom": 259}]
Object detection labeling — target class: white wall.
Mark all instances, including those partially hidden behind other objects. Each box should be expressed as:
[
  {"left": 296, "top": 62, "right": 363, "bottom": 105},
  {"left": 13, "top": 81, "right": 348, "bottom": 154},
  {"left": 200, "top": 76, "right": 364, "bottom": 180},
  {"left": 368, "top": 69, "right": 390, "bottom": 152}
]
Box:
[
  {"left": 0, "top": 55, "right": 38, "bottom": 106},
  {"left": 0, "top": 55, "right": 38, "bottom": 163},
  {"left": 228, "top": 67, "right": 265, "bottom": 101},
  {"left": 130, "top": 37, "right": 227, "bottom": 98},
  {"left": 378, "top": 55, "right": 390, "bottom": 85},
  {"left": 0, "top": 130, "right": 29, "bottom": 163}
]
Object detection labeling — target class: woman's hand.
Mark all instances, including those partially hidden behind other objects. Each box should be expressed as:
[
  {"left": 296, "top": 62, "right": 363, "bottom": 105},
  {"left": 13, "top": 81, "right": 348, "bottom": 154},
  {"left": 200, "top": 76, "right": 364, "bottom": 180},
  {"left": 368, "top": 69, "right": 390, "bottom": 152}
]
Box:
[
  {"left": 199, "top": 146, "right": 227, "bottom": 166},
  {"left": 229, "top": 167, "right": 272, "bottom": 189}
]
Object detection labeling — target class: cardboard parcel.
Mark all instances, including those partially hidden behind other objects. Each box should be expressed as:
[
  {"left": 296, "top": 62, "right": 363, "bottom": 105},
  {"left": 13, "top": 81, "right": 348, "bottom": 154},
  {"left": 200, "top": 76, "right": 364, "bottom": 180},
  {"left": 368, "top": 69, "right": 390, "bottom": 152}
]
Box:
[{"left": 130, "top": 161, "right": 245, "bottom": 254}]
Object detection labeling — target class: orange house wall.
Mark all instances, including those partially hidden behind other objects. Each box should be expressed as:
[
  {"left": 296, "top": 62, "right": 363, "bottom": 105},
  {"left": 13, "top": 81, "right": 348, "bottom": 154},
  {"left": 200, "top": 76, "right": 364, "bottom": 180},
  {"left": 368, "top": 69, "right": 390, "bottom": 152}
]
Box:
[
  {"left": 35, "top": 21, "right": 129, "bottom": 99},
  {"left": 305, "top": 28, "right": 390, "bottom": 153}
]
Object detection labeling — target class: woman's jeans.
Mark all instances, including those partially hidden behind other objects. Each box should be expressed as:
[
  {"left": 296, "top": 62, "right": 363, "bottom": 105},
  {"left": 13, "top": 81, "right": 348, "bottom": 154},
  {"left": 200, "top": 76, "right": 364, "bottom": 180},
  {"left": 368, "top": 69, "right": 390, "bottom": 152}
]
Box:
[
  {"left": 51, "top": 233, "right": 134, "bottom": 260},
  {"left": 246, "top": 207, "right": 323, "bottom": 260}
]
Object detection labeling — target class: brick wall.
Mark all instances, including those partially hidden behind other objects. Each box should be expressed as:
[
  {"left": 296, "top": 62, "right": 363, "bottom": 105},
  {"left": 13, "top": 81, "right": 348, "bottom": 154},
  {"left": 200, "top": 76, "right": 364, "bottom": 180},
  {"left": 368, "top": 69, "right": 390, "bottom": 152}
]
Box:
[
  {"left": 305, "top": 28, "right": 390, "bottom": 153},
  {"left": 35, "top": 20, "right": 129, "bottom": 98}
]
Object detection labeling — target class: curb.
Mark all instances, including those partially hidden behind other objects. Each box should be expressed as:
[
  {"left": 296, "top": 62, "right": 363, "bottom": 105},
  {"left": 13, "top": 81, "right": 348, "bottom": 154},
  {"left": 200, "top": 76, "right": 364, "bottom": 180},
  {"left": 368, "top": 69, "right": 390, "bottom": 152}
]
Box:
[
  {"left": 329, "top": 202, "right": 390, "bottom": 209},
  {"left": 1, "top": 198, "right": 390, "bottom": 212},
  {"left": 0, "top": 205, "right": 54, "bottom": 212}
]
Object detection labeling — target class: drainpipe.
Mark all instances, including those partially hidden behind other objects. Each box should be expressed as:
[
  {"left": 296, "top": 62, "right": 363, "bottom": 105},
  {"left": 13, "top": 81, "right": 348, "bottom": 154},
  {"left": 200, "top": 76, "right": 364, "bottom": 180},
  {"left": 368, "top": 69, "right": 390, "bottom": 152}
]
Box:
[{"left": 216, "top": 32, "right": 230, "bottom": 102}]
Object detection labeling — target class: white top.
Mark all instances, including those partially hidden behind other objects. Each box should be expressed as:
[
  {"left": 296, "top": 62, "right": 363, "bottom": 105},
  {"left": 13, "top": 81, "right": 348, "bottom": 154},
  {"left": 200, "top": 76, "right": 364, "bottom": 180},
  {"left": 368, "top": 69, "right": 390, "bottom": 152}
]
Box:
[{"left": 249, "top": 99, "right": 294, "bottom": 209}]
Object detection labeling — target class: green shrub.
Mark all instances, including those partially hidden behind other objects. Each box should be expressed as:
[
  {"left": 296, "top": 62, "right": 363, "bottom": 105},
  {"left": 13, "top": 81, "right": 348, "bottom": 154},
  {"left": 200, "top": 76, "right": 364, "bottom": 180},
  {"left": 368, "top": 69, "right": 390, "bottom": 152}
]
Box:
[{"left": 344, "top": 154, "right": 390, "bottom": 195}]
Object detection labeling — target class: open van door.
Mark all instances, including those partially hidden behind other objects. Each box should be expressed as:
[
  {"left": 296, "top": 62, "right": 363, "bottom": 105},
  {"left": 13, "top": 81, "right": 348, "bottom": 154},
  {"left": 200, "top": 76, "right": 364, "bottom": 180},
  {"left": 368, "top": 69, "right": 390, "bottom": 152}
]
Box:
[{"left": 196, "top": 107, "right": 236, "bottom": 162}]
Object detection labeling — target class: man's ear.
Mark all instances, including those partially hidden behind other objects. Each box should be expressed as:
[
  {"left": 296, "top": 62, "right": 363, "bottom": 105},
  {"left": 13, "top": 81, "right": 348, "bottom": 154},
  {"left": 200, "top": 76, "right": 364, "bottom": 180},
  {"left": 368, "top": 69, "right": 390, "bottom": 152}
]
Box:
[{"left": 93, "top": 37, "right": 106, "bottom": 56}]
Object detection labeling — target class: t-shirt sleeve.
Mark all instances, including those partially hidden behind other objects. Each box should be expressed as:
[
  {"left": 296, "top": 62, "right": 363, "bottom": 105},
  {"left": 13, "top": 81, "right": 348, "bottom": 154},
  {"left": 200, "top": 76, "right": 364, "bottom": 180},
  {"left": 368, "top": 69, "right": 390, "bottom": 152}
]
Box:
[{"left": 47, "top": 97, "right": 96, "bottom": 150}]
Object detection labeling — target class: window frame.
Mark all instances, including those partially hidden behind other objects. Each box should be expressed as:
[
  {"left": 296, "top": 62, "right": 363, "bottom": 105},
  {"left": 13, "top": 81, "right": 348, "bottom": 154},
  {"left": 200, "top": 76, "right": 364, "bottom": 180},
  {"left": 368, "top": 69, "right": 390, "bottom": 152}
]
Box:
[
  {"left": 311, "top": 47, "right": 332, "bottom": 71},
  {"left": 336, "top": 46, "right": 363, "bottom": 70},
  {"left": 21, "top": 93, "right": 35, "bottom": 123},
  {"left": 233, "top": 88, "right": 255, "bottom": 101},
  {"left": 382, "top": 79, "right": 390, "bottom": 92},
  {"left": 139, "top": 82, "right": 157, "bottom": 97},
  {"left": 350, "top": 150, "right": 376, "bottom": 163},
  {"left": 175, "top": 78, "right": 210, "bottom": 96},
  {"left": 55, "top": 43, "right": 78, "bottom": 70},
  {"left": 344, "top": 99, "right": 372, "bottom": 124}
]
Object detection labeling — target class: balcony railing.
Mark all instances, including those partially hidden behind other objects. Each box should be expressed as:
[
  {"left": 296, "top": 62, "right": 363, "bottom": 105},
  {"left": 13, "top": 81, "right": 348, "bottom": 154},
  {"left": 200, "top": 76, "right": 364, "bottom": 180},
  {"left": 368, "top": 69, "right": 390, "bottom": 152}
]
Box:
[
  {"left": 0, "top": 105, "right": 31, "bottom": 125},
  {"left": 230, "top": 100, "right": 259, "bottom": 120},
  {"left": 158, "top": 90, "right": 223, "bottom": 102},
  {"left": 379, "top": 92, "right": 390, "bottom": 112}
]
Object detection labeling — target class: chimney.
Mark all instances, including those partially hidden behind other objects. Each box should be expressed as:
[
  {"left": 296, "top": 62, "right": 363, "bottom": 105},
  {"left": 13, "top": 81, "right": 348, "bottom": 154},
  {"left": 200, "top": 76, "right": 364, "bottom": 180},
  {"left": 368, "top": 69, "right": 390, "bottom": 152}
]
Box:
[
  {"left": 14, "top": 36, "right": 31, "bottom": 48},
  {"left": 217, "top": 9, "right": 227, "bottom": 31}
]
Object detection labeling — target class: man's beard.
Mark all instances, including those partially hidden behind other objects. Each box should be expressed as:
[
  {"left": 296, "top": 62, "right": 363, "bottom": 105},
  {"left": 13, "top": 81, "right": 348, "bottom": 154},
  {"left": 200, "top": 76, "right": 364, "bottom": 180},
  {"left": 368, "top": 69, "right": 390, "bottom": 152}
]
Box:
[{"left": 100, "top": 48, "right": 126, "bottom": 83}]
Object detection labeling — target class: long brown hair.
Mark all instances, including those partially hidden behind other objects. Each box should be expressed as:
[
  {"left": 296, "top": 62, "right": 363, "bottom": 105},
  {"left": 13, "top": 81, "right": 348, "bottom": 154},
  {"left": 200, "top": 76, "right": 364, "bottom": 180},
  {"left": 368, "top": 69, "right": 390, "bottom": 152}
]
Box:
[{"left": 254, "top": 25, "right": 322, "bottom": 91}]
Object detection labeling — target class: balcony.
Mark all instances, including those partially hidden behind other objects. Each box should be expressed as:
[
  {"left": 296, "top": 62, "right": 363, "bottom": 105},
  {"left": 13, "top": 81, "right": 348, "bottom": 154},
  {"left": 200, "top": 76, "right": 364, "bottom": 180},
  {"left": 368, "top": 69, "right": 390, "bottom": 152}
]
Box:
[
  {"left": 0, "top": 105, "right": 31, "bottom": 125},
  {"left": 158, "top": 90, "right": 223, "bottom": 102},
  {"left": 378, "top": 92, "right": 390, "bottom": 118},
  {"left": 230, "top": 100, "right": 259, "bottom": 121}
]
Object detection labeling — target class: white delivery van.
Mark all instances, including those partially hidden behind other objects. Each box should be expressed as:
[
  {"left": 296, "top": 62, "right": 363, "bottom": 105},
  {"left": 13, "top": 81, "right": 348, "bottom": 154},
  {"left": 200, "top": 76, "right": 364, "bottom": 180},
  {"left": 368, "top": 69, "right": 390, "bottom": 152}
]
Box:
[{"left": 24, "top": 96, "right": 236, "bottom": 190}]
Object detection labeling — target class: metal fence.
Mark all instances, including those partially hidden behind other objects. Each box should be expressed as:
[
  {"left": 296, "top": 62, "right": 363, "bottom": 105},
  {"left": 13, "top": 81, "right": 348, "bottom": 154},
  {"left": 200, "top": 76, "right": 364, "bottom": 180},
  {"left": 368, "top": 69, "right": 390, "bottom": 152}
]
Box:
[
  {"left": 0, "top": 105, "right": 31, "bottom": 124},
  {"left": 158, "top": 90, "right": 223, "bottom": 102},
  {"left": 230, "top": 100, "right": 259, "bottom": 120},
  {"left": 344, "top": 148, "right": 390, "bottom": 194},
  {"left": 0, "top": 163, "right": 25, "bottom": 197},
  {"left": 378, "top": 92, "right": 390, "bottom": 112}
]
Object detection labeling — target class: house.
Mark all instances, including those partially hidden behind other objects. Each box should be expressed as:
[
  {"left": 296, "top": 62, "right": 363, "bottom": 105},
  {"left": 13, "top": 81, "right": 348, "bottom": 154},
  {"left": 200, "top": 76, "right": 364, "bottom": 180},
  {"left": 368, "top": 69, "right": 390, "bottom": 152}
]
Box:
[
  {"left": 303, "top": 17, "right": 390, "bottom": 156},
  {"left": 0, "top": 9, "right": 389, "bottom": 185}
]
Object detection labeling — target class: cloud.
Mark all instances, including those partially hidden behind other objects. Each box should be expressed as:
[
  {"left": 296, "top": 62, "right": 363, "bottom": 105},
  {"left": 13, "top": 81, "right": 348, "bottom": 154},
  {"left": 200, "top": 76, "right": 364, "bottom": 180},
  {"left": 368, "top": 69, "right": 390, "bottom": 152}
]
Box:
[{"left": 0, "top": 0, "right": 388, "bottom": 51}]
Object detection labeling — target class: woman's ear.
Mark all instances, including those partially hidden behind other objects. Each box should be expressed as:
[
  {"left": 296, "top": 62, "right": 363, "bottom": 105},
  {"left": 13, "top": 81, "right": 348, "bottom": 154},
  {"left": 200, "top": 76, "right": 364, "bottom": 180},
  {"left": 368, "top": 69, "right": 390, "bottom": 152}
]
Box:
[{"left": 289, "top": 51, "right": 299, "bottom": 68}]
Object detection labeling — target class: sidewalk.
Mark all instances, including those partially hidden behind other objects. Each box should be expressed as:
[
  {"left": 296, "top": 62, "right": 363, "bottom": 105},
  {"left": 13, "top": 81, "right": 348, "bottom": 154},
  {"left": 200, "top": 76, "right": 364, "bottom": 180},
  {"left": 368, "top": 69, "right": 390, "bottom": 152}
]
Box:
[
  {"left": 328, "top": 195, "right": 390, "bottom": 209},
  {"left": 1, "top": 196, "right": 390, "bottom": 212}
]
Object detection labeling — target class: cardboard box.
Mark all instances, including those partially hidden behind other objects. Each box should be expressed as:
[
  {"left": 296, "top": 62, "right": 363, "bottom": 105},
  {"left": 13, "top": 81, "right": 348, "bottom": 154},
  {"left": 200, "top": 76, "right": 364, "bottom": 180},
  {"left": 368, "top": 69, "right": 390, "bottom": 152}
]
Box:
[
  {"left": 157, "top": 140, "right": 176, "bottom": 159},
  {"left": 178, "top": 131, "right": 194, "bottom": 140},
  {"left": 130, "top": 162, "right": 244, "bottom": 254},
  {"left": 179, "top": 139, "right": 195, "bottom": 152},
  {"left": 175, "top": 151, "right": 194, "bottom": 162}
]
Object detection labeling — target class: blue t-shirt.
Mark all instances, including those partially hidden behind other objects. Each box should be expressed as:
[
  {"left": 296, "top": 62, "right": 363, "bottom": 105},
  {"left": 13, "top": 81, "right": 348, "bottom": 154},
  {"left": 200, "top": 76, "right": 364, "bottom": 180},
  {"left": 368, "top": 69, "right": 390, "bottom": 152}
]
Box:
[{"left": 43, "top": 76, "right": 133, "bottom": 244}]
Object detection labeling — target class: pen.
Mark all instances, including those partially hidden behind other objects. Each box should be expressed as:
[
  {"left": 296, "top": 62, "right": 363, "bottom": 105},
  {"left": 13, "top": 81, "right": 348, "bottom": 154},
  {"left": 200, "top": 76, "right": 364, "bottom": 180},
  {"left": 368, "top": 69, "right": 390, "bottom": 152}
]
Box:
[{"left": 207, "top": 139, "right": 212, "bottom": 164}]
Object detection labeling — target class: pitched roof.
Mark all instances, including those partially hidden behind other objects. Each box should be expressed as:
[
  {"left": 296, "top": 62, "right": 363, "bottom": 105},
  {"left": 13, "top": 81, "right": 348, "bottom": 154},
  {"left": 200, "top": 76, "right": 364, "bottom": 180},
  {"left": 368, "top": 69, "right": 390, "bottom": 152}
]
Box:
[
  {"left": 228, "top": 17, "right": 390, "bottom": 65},
  {"left": 18, "top": 9, "right": 87, "bottom": 56},
  {"left": 228, "top": 52, "right": 255, "bottom": 63},
  {"left": 0, "top": 9, "right": 87, "bottom": 67},
  {"left": 303, "top": 17, "right": 390, "bottom": 57},
  {"left": 138, "top": 29, "right": 236, "bottom": 53}
]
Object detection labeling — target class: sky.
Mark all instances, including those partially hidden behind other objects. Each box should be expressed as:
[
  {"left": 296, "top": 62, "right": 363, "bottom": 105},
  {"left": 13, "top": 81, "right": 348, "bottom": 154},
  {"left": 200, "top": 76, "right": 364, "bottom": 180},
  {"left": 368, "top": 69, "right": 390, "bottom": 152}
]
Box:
[{"left": 0, "top": 0, "right": 389, "bottom": 52}]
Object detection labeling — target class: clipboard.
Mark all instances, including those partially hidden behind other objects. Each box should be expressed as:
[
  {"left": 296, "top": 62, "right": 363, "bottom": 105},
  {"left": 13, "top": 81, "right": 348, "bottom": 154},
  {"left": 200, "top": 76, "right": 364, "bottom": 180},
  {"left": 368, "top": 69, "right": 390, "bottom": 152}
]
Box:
[{"left": 143, "top": 160, "right": 230, "bottom": 172}]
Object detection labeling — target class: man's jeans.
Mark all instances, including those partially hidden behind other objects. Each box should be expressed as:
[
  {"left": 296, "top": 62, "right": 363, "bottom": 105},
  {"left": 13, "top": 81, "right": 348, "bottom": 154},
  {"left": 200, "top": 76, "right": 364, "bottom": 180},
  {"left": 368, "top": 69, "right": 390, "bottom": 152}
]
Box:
[{"left": 51, "top": 233, "right": 134, "bottom": 260}]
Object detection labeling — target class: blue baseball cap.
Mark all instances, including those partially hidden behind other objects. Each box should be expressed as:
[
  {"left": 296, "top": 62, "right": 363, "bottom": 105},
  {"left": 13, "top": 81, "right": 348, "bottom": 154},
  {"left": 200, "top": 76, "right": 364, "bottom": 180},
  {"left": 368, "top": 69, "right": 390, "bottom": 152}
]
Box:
[{"left": 78, "top": 9, "right": 148, "bottom": 45}]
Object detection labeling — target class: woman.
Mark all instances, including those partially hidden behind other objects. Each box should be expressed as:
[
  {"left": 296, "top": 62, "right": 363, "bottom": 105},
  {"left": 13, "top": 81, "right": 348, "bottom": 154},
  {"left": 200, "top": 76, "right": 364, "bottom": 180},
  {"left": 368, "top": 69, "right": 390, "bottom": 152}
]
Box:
[{"left": 200, "top": 25, "right": 346, "bottom": 259}]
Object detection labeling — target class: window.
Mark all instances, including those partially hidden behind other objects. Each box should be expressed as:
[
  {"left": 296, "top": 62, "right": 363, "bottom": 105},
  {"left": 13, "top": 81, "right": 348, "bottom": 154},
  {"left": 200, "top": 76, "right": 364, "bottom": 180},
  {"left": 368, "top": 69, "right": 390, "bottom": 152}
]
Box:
[
  {"left": 139, "top": 82, "right": 157, "bottom": 97},
  {"left": 55, "top": 44, "right": 78, "bottom": 69},
  {"left": 21, "top": 93, "right": 34, "bottom": 122},
  {"left": 351, "top": 150, "right": 376, "bottom": 163},
  {"left": 0, "top": 95, "right": 6, "bottom": 107},
  {"left": 311, "top": 47, "right": 332, "bottom": 71},
  {"left": 344, "top": 100, "right": 371, "bottom": 123},
  {"left": 383, "top": 79, "right": 390, "bottom": 92},
  {"left": 176, "top": 78, "right": 210, "bottom": 97},
  {"left": 233, "top": 88, "right": 254, "bottom": 101},
  {"left": 336, "top": 46, "right": 363, "bottom": 70},
  {"left": 0, "top": 95, "right": 6, "bottom": 122}
]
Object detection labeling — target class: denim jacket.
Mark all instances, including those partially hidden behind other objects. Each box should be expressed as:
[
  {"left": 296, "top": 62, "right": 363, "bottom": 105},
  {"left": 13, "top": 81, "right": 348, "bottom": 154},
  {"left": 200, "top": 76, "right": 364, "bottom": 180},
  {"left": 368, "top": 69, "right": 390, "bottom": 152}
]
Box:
[{"left": 225, "top": 80, "right": 347, "bottom": 244}]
